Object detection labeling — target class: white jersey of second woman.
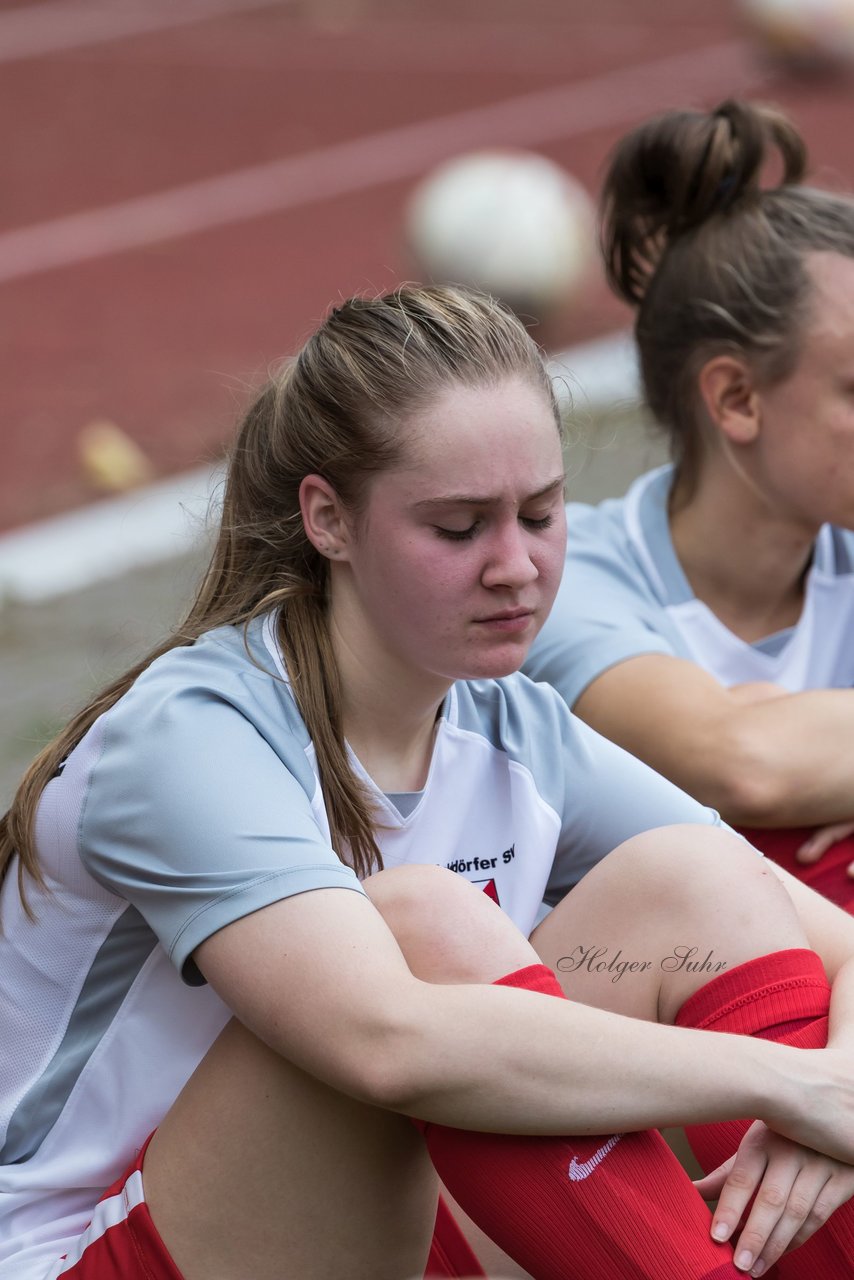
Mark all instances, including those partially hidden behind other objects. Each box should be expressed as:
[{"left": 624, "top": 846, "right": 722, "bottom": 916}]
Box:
[{"left": 525, "top": 464, "right": 854, "bottom": 706}]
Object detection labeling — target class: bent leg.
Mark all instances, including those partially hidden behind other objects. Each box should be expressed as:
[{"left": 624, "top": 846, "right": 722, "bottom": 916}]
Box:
[
  {"left": 367, "top": 865, "right": 746, "bottom": 1279},
  {"left": 140, "top": 866, "right": 519, "bottom": 1280},
  {"left": 531, "top": 825, "right": 809, "bottom": 1024},
  {"left": 426, "top": 1117, "right": 744, "bottom": 1280},
  {"left": 143, "top": 1018, "right": 437, "bottom": 1280},
  {"left": 529, "top": 830, "right": 854, "bottom": 1279}
]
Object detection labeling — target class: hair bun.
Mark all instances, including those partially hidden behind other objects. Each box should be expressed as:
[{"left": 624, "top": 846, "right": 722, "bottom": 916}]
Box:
[{"left": 601, "top": 99, "right": 806, "bottom": 306}]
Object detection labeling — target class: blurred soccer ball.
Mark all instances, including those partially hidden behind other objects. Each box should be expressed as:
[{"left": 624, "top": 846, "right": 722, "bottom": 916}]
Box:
[
  {"left": 405, "top": 150, "right": 594, "bottom": 321},
  {"left": 739, "top": 0, "right": 854, "bottom": 69}
]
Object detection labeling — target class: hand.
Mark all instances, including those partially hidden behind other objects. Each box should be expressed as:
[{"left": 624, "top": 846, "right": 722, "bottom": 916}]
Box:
[
  {"left": 695, "top": 1121, "right": 854, "bottom": 1276},
  {"left": 795, "top": 821, "right": 854, "bottom": 873}
]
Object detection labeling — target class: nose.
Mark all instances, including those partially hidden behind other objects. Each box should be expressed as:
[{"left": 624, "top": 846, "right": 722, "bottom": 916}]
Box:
[{"left": 480, "top": 521, "right": 539, "bottom": 590}]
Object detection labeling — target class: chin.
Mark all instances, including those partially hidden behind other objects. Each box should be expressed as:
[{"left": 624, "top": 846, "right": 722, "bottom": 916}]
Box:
[{"left": 460, "top": 652, "right": 528, "bottom": 682}]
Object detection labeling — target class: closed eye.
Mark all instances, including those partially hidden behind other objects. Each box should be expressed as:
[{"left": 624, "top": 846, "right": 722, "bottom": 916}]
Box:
[
  {"left": 435, "top": 512, "right": 556, "bottom": 541},
  {"left": 521, "top": 513, "right": 555, "bottom": 530},
  {"left": 435, "top": 523, "right": 480, "bottom": 542}
]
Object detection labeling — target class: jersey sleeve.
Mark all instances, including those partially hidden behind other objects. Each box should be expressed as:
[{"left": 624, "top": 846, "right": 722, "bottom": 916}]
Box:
[
  {"left": 545, "top": 694, "right": 726, "bottom": 902},
  {"left": 487, "top": 673, "right": 730, "bottom": 903},
  {"left": 524, "top": 500, "right": 683, "bottom": 708},
  {"left": 78, "top": 655, "right": 364, "bottom": 984}
]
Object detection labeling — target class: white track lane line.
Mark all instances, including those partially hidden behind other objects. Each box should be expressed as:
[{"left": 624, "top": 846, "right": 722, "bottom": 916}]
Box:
[
  {"left": 0, "top": 332, "right": 640, "bottom": 604},
  {"left": 0, "top": 39, "right": 767, "bottom": 284},
  {"left": 0, "top": 463, "right": 224, "bottom": 604},
  {"left": 0, "top": 0, "right": 292, "bottom": 64}
]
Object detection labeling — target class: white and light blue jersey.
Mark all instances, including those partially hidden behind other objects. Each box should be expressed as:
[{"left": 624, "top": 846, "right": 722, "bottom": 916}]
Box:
[
  {"left": 525, "top": 464, "right": 854, "bottom": 706},
  {"left": 1, "top": 610, "right": 719, "bottom": 1277}
]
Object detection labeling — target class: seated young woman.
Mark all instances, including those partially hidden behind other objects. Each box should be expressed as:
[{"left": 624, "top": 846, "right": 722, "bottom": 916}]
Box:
[
  {"left": 6, "top": 285, "right": 854, "bottom": 1280},
  {"left": 525, "top": 99, "right": 854, "bottom": 910}
]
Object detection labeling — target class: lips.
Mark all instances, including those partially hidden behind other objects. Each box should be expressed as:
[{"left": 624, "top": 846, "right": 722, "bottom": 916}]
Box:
[
  {"left": 474, "top": 607, "right": 536, "bottom": 632},
  {"left": 475, "top": 606, "right": 534, "bottom": 623}
]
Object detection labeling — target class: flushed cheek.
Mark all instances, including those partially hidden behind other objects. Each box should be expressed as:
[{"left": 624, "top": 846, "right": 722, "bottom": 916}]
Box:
[
  {"left": 384, "top": 562, "right": 473, "bottom": 633},
  {"left": 537, "top": 532, "right": 568, "bottom": 598},
  {"left": 406, "top": 546, "right": 481, "bottom": 597},
  {"left": 543, "top": 533, "right": 567, "bottom": 577}
]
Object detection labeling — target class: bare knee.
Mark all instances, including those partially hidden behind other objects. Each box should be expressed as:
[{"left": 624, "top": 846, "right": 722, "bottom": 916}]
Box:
[
  {"left": 534, "top": 824, "right": 810, "bottom": 1024},
  {"left": 364, "top": 864, "right": 536, "bottom": 984},
  {"left": 609, "top": 824, "right": 805, "bottom": 936}
]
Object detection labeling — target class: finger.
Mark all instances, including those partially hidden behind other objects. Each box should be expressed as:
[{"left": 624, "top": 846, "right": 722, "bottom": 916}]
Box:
[
  {"left": 785, "top": 1171, "right": 850, "bottom": 1253},
  {"left": 797, "top": 822, "right": 854, "bottom": 864},
  {"left": 693, "top": 1154, "right": 736, "bottom": 1201},
  {"left": 726, "top": 1153, "right": 802, "bottom": 1272},
  {"left": 847, "top": 858, "right": 854, "bottom": 879},
  {"left": 741, "top": 1168, "right": 833, "bottom": 1276},
  {"left": 796, "top": 832, "right": 835, "bottom": 863},
  {"left": 708, "top": 1146, "right": 769, "bottom": 1248}
]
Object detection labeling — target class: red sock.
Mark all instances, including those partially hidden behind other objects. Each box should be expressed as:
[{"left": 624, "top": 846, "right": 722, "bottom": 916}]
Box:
[
  {"left": 424, "top": 1195, "right": 486, "bottom": 1278},
  {"left": 676, "top": 949, "right": 854, "bottom": 1278},
  {"left": 737, "top": 826, "right": 854, "bottom": 913},
  {"left": 421, "top": 964, "right": 742, "bottom": 1279}
]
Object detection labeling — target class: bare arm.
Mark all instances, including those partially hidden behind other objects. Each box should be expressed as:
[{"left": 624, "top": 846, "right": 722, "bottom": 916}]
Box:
[
  {"left": 194, "top": 885, "right": 854, "bottom": 1162},
  {"left": 575, "top": 653, "right": 854, "bottom": 826}
]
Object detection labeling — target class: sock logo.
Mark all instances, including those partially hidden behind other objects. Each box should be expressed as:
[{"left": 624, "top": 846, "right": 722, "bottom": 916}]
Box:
[{"left": 568, "top": 1133, "right": 624, "bottom": 1181}]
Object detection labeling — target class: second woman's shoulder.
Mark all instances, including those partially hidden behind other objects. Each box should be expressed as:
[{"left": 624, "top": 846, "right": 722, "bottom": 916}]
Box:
[{"left": 562, "top": 466, "right": 676, "bottom": 594}]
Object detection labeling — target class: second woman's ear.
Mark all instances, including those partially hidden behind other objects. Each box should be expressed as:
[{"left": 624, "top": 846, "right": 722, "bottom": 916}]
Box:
[
  {"left": 299, "top": 474, "right": 352, "bottom": 560},
  {"left": 697, "top": 355, "right": 761, "bottom": 446}
]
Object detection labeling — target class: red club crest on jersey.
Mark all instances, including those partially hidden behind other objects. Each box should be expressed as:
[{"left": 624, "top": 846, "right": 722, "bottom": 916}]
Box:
[{"left": 474, "top": 878, "right": 500, "bottom": 905}]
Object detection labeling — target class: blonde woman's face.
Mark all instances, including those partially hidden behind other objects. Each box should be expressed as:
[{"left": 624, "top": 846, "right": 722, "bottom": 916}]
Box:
[{"left": 332, "top": 377, "right": 566, "bottom": 691}]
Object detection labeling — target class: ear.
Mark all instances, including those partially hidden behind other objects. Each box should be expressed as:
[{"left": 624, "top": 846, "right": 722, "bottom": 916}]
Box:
[
  {"left": 697, "top": 355, "right": 761, "bottom": 445},
  {"left": 299, "top": 474, "right": 352, "bottom": 561}
]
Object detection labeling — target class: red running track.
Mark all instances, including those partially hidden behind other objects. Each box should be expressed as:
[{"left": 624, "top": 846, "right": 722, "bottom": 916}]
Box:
[{"left": 2, "top": 0, "right": 853, "bottom": 531}]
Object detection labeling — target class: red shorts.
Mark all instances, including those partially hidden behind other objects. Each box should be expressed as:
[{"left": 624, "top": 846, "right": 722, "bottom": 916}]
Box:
[
  {"left": 50, "top": 1134, "right": 481, "bottom": 1279},
  {"left": 50, "top": 1136, "right": 182, "bottom": 1279}
]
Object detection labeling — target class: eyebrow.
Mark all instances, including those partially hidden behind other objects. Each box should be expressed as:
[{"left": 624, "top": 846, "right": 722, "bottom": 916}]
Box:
[{"left": 412, "top": 474, "right": 566, "bottom": 511}]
